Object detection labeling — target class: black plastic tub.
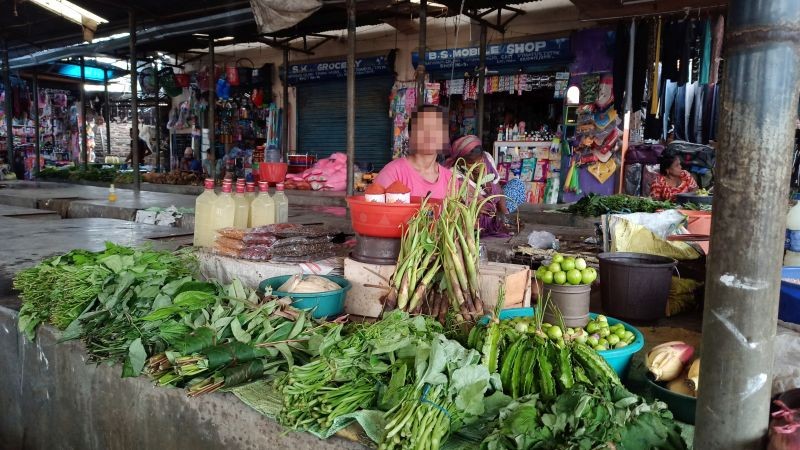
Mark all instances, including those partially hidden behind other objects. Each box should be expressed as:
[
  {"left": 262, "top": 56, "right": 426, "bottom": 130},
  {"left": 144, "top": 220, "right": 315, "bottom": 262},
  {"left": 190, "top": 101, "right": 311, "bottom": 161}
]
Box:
[{"left": 598, "top": 252, "right": 677, "bottom": 321}]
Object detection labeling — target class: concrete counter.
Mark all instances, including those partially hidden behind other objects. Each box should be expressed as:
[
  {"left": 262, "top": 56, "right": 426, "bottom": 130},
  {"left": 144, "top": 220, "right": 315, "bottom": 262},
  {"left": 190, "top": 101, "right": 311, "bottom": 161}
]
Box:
[{"left": 0, "top": 305, "right": 367, "bottom": 450}]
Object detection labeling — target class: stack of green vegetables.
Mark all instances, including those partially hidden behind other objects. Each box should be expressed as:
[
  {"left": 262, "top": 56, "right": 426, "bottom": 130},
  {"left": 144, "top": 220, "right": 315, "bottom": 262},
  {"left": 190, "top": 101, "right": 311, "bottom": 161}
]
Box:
[
  {"left": 467, "top": 298, "right": 620, "bottom": 401},
  {"left": 14, "top": 244, "right": 689, "bottom": 450},
  {"left": 564, "top": 194, "right": 675, "bottom": 217},
  {"left": 383, "top": 161, "right": 499, "bottom": 323},
  {"left": 14, "top": 244, "right": 323, "bottom": 393},
  {"left": 277, "top": 311, "right": 444, "bottom": 433},
  {"left": 480, "top": 384, "right": 686, "bottom": 450}
]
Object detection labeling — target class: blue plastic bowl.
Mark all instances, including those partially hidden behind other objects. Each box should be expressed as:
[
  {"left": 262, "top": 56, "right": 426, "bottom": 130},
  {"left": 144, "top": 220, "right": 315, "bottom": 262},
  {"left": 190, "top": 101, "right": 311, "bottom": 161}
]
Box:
[
  {"left": 258, "top": 275, "right": 351, "bottom": 319},
  {"left": 480, "top": 307, "right": 645, "bottom": 378},
  {"left": 780, "top": 267, "right": 800, "bottom": 325}
]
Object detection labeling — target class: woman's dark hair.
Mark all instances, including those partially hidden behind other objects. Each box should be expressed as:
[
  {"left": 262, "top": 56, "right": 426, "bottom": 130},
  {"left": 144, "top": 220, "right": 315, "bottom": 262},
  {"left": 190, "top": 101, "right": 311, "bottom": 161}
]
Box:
[
  {"left": 658, "top": 150, "right": 681, "bottom": 175},
  {"left": 408, "top": 104, "right": 447, "bottom": 134}
]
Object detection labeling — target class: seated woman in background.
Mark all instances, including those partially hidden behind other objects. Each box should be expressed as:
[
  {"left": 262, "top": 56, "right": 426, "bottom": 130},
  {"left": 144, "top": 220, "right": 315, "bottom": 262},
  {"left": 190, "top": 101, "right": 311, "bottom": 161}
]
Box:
[
  {"left": 444, "top": 134, "right": 510, "bottom": 236},
  {"left": 375, "top": 105, "right": 452, "bottom": 199},
  {"left": 650, "top": 150, "right": 698, "bottom": 202}
]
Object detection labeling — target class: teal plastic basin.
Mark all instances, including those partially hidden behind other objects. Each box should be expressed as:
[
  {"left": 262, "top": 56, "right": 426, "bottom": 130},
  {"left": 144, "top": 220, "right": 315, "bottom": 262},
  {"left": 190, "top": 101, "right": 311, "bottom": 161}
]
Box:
[
  {"left": 258, "top": 275, "right": 351, "bottom": 319},
  {"left": 480, "top": 307, "right": 645, "bottom": 378}
]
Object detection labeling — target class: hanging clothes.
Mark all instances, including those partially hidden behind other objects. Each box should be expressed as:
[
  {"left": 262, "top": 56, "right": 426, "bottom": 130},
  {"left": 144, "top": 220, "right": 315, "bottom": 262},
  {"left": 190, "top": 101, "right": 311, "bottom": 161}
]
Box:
[
  {"left": 692, "top": 85, "right": 705, "bottom": 143},
  {"left": 674, "top": 83, "right": 687, "bottom": 140},
  {"left": 662, "top": 80, "right": 678, "bottom": 140},
  {"left": 613, "top": 21, "right": 629, "bottom": 113},
  {"left": 650, "top": 18, "right": 663, "bottom": 115},
  {"left": 699, "top": 19, "right": 712, "bottom": 85},
  {"left": 660, "top": 20, "right": 687, "bottom": 84},
  {"left": 632, "top": 21, "right": 650, "bottom": 111},
  {"left": 683, "top": 81, "right": 697, "bottom": 141},
  {"left": 710, "top": 15, "right": 725, "bottom": 85},
  {"left": 701, "top": 83, "right": 716, "bottom": 144}
]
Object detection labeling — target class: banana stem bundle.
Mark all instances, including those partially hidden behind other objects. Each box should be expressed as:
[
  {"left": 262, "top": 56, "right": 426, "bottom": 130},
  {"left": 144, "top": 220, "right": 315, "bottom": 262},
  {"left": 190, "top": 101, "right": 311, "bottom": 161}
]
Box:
[{"left": 381, "top": 161, "right": 503, "bottom": 323}]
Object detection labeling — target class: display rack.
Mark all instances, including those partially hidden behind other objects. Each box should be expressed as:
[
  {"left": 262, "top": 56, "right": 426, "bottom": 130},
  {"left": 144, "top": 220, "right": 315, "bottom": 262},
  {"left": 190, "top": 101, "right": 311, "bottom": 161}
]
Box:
[{"left": 493, "top": 140, "right": 562, "bottom": 205}]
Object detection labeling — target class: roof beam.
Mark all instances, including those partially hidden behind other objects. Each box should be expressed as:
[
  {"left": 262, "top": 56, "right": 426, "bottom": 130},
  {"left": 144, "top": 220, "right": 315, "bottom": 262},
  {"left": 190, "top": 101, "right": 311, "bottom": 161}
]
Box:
[{"left": 463, "top": 6, "right": 525, "bottom": 33}]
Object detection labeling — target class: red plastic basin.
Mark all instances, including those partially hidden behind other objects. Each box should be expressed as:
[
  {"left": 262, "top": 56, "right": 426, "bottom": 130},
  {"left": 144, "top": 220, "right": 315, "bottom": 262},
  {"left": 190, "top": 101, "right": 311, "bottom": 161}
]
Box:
[
  {"left": 347, "top": 196, "right": 425, "bottom": 238},
  {"left": 259, "top": 162, "right": 288, "bottom": 183}
]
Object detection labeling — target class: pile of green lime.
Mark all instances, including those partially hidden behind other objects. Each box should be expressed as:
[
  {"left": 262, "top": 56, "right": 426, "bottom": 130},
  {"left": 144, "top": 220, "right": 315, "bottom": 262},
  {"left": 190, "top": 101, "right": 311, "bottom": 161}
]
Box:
[
  {"left": 564, "top": 315, "right": 636, "bottom": 351},
  {"left": 534, "top": 253, "right": 597, "bottom": 286}
]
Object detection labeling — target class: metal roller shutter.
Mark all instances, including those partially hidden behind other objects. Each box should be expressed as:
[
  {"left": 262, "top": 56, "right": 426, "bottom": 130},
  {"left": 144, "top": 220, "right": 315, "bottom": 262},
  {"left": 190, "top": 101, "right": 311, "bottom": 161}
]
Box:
[{"left": 297, "top": 76, "right": 393, "bottom": 170}]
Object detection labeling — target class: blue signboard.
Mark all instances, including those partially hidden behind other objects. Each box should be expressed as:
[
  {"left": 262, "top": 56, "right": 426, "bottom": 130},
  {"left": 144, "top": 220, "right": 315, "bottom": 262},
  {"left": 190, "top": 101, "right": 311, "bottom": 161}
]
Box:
[
  {"left": 287, "top": 55, "right": 392, "bottom": 83},
  {"left": 412, "top": 38, "right": 571, "bottom": 72}
]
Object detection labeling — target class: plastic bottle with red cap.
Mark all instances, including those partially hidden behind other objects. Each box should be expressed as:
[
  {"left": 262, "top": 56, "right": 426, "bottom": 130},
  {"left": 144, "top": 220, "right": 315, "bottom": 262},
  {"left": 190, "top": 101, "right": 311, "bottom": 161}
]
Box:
[
  {"left": 193, "top": 178, "right": 218, "bottom": 247},
  {"left": 213, "top": 180, "right": 236, "bottom": 232},
  {"left": 250, "top": 181, "right": 275, "bottom": 227},
  {"left": 233, "top": 183, "right": 250, "bottom": 229},
  {"left": 273, "top": 182, "right": 289, "bottom": 223}
]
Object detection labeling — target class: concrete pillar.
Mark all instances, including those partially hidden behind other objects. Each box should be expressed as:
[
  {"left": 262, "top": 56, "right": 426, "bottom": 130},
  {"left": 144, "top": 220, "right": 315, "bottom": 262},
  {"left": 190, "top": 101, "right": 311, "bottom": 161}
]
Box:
[
  {"left": 130, "top": 10, "right": 140, "bottom": 192},
  {"left": 416, "top": 0, "right": 427, "bottom": 103},
  {"left": 80, "top": 56, "right": 88, "bottom": 169},
  {"left": 694, "top": 1, "right": 800, "bottom": 447},
  {"left": 32, "top": 74, "right": 40, "bottom": 177},
  {"left": 346, "top": 0, "right": 356, "bottom": 197}
]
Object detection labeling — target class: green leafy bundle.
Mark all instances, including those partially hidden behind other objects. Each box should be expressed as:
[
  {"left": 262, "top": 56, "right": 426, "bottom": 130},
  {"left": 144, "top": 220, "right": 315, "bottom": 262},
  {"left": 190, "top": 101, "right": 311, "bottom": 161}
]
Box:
[
  {"left": 378, "top": 333, "right": 508, "bottom": 450},
  {"left": 145, "top": 290, "right": 326, "bottom": 396},
  {"left": 480, "top": 384, "right": 687, "bottom": 450},
  {"left": 277, "top": 311, "right": 444, "bottom": 433},
  {"left": 14, "top": 244, "right": 194, "bottom": 340},
  {"left": 468, "top": 300, "right": 620, "bottom": 401},
  {"left": 564, "top": 194, "right": 675, "bottom": 217}
]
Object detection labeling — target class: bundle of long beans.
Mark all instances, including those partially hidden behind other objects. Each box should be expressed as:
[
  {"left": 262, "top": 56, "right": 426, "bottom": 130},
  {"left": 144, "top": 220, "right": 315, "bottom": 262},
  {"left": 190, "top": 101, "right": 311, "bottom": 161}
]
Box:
[{"left": 382, "top": 161, "right": 501, "bottom": 323}]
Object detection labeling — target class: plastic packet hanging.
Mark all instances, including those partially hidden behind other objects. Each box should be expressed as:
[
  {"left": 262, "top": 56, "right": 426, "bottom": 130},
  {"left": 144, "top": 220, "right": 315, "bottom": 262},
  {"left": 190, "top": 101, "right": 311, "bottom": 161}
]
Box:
[{"left": 624, "top": 163, "right": 643, "bottom": 196}]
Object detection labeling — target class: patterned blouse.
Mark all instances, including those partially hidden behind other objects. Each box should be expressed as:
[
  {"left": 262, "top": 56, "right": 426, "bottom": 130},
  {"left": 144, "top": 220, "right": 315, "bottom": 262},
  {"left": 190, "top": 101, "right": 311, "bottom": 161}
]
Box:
[{"left": 650, "top": 170, "right": 699, "bottom": 202}]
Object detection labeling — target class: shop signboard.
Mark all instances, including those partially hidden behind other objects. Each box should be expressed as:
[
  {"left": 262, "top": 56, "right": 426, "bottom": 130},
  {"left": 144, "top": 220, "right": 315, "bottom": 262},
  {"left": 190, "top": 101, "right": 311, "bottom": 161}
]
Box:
[
  {"left": 287, "top": 55, "right": 392, "bottom": 83},
  {"left": 412, "top": 38, "right": 571, "bottom": 72}
]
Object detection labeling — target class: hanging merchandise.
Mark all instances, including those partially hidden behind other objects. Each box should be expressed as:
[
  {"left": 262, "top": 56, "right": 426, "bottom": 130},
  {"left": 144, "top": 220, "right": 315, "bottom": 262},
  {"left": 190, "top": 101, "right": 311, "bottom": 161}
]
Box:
[
  {"left": 175, "top": 73, "right": 191, "bottom": 88},
  {"left": 216, "top": 76, "right": 231, "bottom": 100},
  {"left": 226, "top": 64, "right": 240, "bottom": 86},
  {"left": 139, "top": 68, "right": 158, "bottom": 96},
  {"left": 581, "top": 75, "right": 600, "bottom": 104},
  {"left": 195, "top": 67, "right": 210, "bottom": 92},
  {"left": 389, "top": 82, "right": 417, "bottom": 159},
  {"left": 236, "top": 59, "right": 255, "bottom": 86},
  {"left": 424, "top": 82, "right": 440, "bottom": 105},
  {"left": 159, "top": 68, "right": 182, "bottom": 97},
  {"left": 588, "top": 159, "right": 617, "bottom": 183}
]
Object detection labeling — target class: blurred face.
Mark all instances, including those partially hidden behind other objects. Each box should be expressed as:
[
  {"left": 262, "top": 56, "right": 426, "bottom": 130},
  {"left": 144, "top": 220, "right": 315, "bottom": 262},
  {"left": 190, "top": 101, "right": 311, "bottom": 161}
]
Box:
[
  {"left": 184, "top": 149, "right": 194, "bottom": 159},
  {"left": 410, "top": 111, "right": 448, "bottom": 156},
  {"left": 668, "top": 157, "right": 682, "bottom": 178}
]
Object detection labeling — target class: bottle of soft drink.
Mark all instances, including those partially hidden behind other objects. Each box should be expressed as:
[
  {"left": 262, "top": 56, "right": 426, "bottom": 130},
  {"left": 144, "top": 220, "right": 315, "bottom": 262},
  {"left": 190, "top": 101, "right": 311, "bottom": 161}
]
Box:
[
  {"left": 212, "top": 180, "right": 236, "bottom": 233},
  {"left": 233, "top": 183, "right": 250, "bottom": 229},
  {"left": 785, "top": 200, "right": 800, "bottom": 266},
  {"left": 273, "top": 182, "right": 289, "bottom": 223},
  {"left": 193, "top": 178, "right": 217, "bottom": 247},
  {"left": 250, "top": 181, "right": 275, "bottom": 227}
]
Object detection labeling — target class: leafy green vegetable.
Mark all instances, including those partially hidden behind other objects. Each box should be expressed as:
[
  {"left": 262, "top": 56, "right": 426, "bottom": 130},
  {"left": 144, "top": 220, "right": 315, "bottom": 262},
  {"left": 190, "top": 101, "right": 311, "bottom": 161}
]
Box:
[
  {"left": 564, "top": 194, "right": 675, "bottom": 217},
  {"left": 480, "top": 384, "right": 687, "bottom": 450}
]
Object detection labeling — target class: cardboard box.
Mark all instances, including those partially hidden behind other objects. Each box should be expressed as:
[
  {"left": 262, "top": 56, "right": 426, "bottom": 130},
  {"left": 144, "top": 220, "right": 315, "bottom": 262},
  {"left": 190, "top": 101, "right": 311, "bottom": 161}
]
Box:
[
  {"left": 344, "top": 258, "right": 531, "bottom": 317},
  {"left": 479, "top": 262, "right": 532, "bottom": 311},
  {"left": 344, "top": 258, "right": 395, "bottom": 317}
]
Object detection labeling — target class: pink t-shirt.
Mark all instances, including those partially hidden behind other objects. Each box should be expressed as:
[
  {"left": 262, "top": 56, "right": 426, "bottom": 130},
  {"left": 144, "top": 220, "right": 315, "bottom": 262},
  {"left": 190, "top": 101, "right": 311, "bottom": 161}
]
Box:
[{"left": 375, "top": 158, "right": 453, "bottom": 199}]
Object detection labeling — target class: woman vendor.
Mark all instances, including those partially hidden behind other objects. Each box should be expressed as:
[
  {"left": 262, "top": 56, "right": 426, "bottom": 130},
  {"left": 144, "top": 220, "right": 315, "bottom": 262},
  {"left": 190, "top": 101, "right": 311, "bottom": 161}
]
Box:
[
  {"left": 375, "top": 106, "right": 453, "bottom": 199},
  {"left": 445, "top": 134, "right": 510, "bottom": 236},
  {"left": 650, "top": 150, "right": 698, "bottom": 201}
]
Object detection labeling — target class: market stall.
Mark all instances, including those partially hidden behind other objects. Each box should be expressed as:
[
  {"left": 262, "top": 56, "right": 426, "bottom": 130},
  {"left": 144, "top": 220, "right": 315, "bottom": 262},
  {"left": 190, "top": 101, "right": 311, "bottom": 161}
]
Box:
[{"left": 7, "top": 160, "right": 752, "bottom": 450}]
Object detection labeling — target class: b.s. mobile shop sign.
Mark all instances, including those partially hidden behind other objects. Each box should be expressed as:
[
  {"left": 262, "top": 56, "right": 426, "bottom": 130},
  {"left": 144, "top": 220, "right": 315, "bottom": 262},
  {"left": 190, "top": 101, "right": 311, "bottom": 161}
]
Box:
[
  {"left": 412, "top": 38, "right": 571, "bottom": 71},
  {"left": 287, "top": 55, "right": 391, "bottom": 83}
]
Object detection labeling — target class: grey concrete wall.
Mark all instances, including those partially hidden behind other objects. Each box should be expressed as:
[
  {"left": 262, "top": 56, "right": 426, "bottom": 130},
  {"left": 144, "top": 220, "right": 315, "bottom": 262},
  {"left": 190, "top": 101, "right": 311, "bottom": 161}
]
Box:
[{"left": 0, "top": 305, "right": 367, "bottom": 450}]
